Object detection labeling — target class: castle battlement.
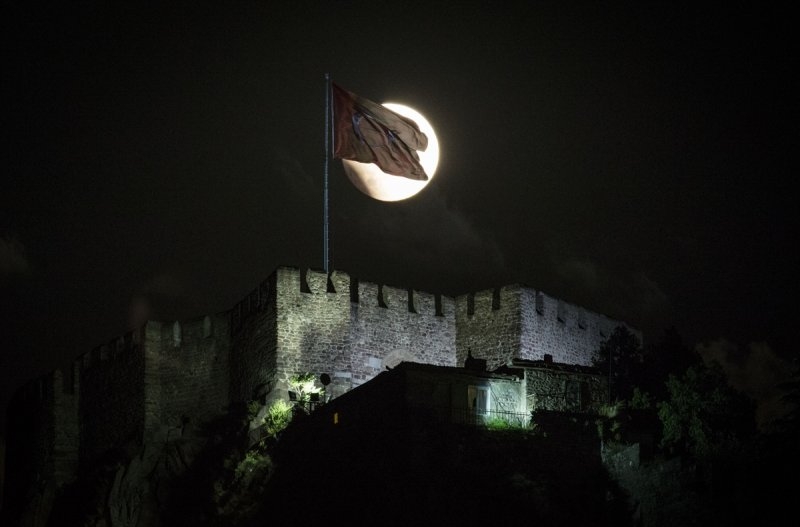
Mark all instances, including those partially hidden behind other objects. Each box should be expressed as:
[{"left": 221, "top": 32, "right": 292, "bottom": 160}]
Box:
[
  {"left": 6, "top": 264, "right": 639, "bottom": 497},
  {"left": 77, "top": 329, "right": 142, "bottom": 373},
  {"left": 277, "top": 266, "right": 452, "bottom": 318}
]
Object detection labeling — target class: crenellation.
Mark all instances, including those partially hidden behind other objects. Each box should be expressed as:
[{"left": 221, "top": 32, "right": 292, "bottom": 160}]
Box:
[
  {"left": 381, "top": 284, "right": 406, "bottom": 310},
  {"left": 359, "top": 281, "right": 381, "bottom": 307},
  {"left": 6, "top": 263, "right": 640, "bottom": 511},
  {"left": 473, "top": 288, "right": 495, "bottom": 315},
  {"left": 172, "top": 321, "right": 182, "bottom": 348},
  {"left": 305, "top": 268, "right": 328, "bottom": 294},
  {"left": 415, "top": 290, "right": 435, "bottom": 315},
  {"left": 329, "top": 270, "right": 349, "bottom": 297}
]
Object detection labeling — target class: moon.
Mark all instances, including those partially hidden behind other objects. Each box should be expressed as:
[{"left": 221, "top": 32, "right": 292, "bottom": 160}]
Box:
[{"left": 342, "top": 103, "right": 440, "bottom": 202}]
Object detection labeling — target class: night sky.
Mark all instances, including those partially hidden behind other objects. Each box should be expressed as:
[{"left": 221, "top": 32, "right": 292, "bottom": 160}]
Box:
[{"left": 2, "top": 2, "right": 796, "bottom": 430}]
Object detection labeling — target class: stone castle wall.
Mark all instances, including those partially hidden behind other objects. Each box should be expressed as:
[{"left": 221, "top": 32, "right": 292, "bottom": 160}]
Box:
[
  {"left": 519, "top": 289, "right": 634, "bottom": 365},
  {"left": 143, "top": 314, "right": 231, "bottom": 440},
  {"left": 52, "top": 366, "right": 79, "bottom": 486},
  {"left": 230, "top": 271, "right": 279, "bottom": 405},
  {"left": 4, "top": 264, "right": 639, "bottom": 509},
  {"left": 455, "top": 286, "right": 523, "bottom": 370},
  {"left": 455, "top": 284, "right": 634, "bottom": 371},
  {"left": 272, "top": 267, "right": 456, "bottom": 399},
  {"left": 78, "top": 330, "right": 145, "bottom": 464},
  {"left": 524, "top": 367, "right": 608, "bottom": 413}
]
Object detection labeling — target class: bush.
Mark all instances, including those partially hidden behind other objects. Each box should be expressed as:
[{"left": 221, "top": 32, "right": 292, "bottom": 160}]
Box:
[{"left": 263, "top": 399, "right": 292, "bottom": 438}]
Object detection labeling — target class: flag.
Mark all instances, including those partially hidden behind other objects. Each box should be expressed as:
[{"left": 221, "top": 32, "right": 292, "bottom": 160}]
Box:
[{"left": 332, "top": 82, "right": 429, "bottom": 181}]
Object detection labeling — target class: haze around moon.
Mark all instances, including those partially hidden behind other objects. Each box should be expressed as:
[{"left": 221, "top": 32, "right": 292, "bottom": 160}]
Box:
[{"left": 343, "top": 103, "right": 439, "bottom": 202}]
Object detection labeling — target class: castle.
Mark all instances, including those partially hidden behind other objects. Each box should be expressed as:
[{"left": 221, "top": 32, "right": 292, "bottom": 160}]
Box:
[{"left": 5, "top": 265, "right": 640, "bottom": 496}]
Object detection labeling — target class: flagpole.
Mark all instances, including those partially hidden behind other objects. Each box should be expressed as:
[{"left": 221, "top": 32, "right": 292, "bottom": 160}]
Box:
[{"left": 323, "top": 73, "right": 330, "bottom": 274}]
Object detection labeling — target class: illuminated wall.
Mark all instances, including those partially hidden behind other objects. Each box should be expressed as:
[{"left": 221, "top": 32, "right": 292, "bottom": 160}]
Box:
[
  {"left": 456, "top": 284, "right": 641, "bottom": 371},
  {"left": 268, "top": 267, "right": 456, "bottom": 400},
  {"left": 4, "top": 263, "right": 640, "bottom": 515}
]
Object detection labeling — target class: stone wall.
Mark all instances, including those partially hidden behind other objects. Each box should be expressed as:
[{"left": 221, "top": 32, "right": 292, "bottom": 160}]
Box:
[
  {"left": 346, "top": 274, "right": 456, "bottom": 387},
  {"left": 455, "top": 284, "right": 633, "bottom": 370},
  {"left": 4, "top": 263, "right": 643, "bottom": 522},
  {"left": 273, "top": 267, "right": 456, "bottom": 399},
  {"left": 52, "top": 365, "right": 79, "bottom": 486},
  {"left": 274, "top": 267, "right": 352, "bottom": 398},
  {"left": 78, "top": 330, "right": 145, "bottom": 463},
  {"left": 603, "top": 443, "right": 701, "bottom": 527},
  {"left": 519, "top": 288, "right": 632, "bottom": 366},
  {"left": 524, "top": 367, "right": 608, "bottom": 412},
  {"left": 144, "top": 314, "right": 230, "bottom": 440},
  {"left": 455, "top": 285, "right": 522, "bottom": 370},
  {"left": 230, "top": 272, "right": 278, "bottom": 406}
]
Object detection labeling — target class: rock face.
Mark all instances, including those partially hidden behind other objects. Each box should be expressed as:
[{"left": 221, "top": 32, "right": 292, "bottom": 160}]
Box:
[{"left": 32, "top": 419, "right": 230, "bottom": 527}]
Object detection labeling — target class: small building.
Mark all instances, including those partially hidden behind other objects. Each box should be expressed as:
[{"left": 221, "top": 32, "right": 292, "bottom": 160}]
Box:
[{"left": 301, "top": 361, "right": 529, "bottom": 432}]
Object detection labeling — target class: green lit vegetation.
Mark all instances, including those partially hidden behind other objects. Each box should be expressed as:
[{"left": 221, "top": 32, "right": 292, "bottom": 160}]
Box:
[
  {"left": 595, "top": 400, "right": 625, "bottom": 442},
  {"left": 209, "top": 398, "right": 297, "bottom": 523},
  {"left": 657, "top": 362, "right": 755, "bottom": 460},
  {"left": 288, "top": 372, "right": 323, "bottom": 404},
  {"left": 485, "top": 415, "right": 522, "bottom": 430},
  {"left": 263, "top": 399, "right": 293, "bottom": 438}
]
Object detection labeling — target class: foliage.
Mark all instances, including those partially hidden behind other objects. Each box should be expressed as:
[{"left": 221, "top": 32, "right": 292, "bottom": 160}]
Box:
[
  {"left": 628, "top": 387, "right": 653, "bottom": 409},
  {"left": 212, "top": 446, "right": 274, "bottom": 523},
  {"left": 484, "top": 415, "right": 531, "bottom": 431},
  {"left": 288, "top": 372, "right": 323, "bottom": 403},
  {"left": 247, "top": 400, "right": 261, "bottom": 422},
  {"left": 595, "top": 400, "right": 625, "bottom": 442},
  {"left": 233, "top": 450, "right": 272, "bottom": 486},
  {"left": 758, "top": 365, "right": 800, "bottom": 460},
  {"left": 263, "top": 399, "right": 293, "bottom": 438},
  {"left": 657, "top": 362, "right": 756, "bottom": 460},
  {"left": 593, "top": 326, "right": 644, "bottom": 402},
  {"left": 597, "top": 400, "right": 623, "bottom": 419}
]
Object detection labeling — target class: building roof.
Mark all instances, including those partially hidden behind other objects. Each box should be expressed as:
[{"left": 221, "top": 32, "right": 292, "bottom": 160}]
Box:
[{"left": 504, "top": 358, "right": 604, "bottom": 376}]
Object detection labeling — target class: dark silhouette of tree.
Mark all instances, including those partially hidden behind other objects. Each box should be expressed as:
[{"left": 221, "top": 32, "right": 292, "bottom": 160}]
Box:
[
  {"left": 640, "top": 326, "right": 699, "bottom": 402},
  {"left": 772, "top": 363, "right": 800, "bottom": 433},
  {"left": 657, "top": 361, "right": 756, "bottom": 461},
  {"left": 744, "top": 363, "right": 800, "bottom": 527},
  {"left": 593, "top": 325, "right": 643, "bottom": 402}
]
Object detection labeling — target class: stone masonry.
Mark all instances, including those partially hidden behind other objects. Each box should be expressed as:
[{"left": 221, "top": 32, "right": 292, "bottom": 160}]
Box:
[{"left": 4, "top": 264, "right": 639, "bottom": 502}]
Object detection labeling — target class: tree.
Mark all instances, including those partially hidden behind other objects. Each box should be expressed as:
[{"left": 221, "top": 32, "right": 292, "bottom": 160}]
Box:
[
  {"left": 640, "top": 326, "right": 699, "bottom": 402},
  {"left": 288, "top": 372, "right": 323, "bottom": 414},
  {"left": 593, "top": 325, "right": 644, "bottom": 403},
  {"left": 657, "top": 361, "right": 756, "bottom": 461}
]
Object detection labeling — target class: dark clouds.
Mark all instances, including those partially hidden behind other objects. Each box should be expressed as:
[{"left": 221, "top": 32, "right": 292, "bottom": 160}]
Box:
[
  {"left": 553, "top": 257, "right": 670, "bottom": 341},
  {"left": 698, "top": 340, "right": 795, "bottom": 428}
]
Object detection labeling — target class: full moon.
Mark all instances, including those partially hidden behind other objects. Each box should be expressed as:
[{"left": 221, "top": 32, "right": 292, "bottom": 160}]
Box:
[{"left": 343, "top": 103, "right": 439, "bottom": 202}]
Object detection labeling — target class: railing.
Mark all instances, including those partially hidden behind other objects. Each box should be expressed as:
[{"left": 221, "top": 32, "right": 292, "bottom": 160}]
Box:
[{"left": 409, "top": 405, "right": 533, "bottom": 429}]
